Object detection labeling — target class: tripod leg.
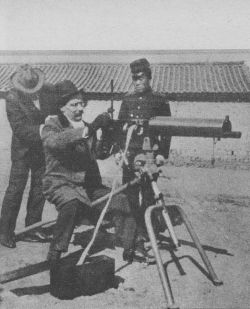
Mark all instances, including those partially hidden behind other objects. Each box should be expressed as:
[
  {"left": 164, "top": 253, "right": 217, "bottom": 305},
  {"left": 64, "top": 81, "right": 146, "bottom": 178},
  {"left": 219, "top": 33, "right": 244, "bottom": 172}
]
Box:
[
  {"left": 150, "top": 181, "right": 179, "bottom": 249},
  {"left": 161, "top": 204, "right": 179, "bottom": 249},
  {"left": 145, "top": 204, "right": 179, "bottom": 309},
  {"left": 175, "top": 205, "right": 223, "bottom": 286}
]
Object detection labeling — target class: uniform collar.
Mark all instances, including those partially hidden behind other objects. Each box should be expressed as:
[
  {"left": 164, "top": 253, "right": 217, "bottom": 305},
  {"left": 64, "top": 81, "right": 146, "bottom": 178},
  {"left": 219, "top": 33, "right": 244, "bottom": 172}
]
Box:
[{"left": 134, "top": 87, "right": 152, "bottom": 97}]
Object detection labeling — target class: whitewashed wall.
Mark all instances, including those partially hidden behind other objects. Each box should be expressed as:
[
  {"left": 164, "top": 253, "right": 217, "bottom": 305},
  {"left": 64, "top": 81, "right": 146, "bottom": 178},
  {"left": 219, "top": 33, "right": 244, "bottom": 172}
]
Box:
[{"left": 169, "top": 101, "right": 250, "bottom": 162}]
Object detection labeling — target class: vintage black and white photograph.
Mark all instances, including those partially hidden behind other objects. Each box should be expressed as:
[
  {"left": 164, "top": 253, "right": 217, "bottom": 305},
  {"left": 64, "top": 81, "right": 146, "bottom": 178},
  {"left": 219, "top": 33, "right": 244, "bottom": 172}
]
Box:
[{"left": 0, "top": 0, "right": 249, "bottom": 308}]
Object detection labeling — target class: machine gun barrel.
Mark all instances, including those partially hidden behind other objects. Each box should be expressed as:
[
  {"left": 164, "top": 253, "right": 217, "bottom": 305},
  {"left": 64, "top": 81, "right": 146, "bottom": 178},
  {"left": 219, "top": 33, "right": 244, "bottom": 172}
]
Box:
[{"left": 148, "top": 116, "right": 241, "bottom": 139}]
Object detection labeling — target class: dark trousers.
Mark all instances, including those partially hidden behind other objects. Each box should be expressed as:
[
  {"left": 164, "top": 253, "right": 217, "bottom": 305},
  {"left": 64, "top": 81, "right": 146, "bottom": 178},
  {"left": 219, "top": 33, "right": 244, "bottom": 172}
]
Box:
[
  {"left": 122, "top": 165, "right": 155, "bottom": 236},
  {"left": 49, "top": 186, "right": 137, "bottom": 253},
  {"left": 0, "top": 158, "right": 45, "bottom": 237}
]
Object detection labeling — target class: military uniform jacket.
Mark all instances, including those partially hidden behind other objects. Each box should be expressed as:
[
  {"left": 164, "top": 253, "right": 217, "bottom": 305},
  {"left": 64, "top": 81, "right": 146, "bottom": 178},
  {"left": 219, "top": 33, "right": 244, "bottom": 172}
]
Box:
[
  {"left": 5, "top": 84, "right": 57, "bottom": 163},
  {"left": 118, "top": 88, "right": 171, "bottom": 157},
  {"left": 41, "top": 113, "right": 102, "bottom": 210}
]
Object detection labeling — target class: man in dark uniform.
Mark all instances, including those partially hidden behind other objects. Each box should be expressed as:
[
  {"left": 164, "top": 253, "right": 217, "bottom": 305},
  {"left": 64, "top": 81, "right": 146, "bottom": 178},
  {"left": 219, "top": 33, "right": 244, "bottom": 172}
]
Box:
[
  {"left": 42, "top": 80, "right": 137, "bottom": 264},
  {"left": 118, "top": 58, "right": 171, "bottom": 259},
  {"left": 0, "top": 64, "right": 56, "bottom": 248}
]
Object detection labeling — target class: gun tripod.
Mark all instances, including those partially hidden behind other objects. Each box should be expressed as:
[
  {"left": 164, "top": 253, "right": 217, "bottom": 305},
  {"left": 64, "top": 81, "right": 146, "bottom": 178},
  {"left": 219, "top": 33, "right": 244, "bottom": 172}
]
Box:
[{"left": 141, "top": 171, "right": 223, "bottom": 309}]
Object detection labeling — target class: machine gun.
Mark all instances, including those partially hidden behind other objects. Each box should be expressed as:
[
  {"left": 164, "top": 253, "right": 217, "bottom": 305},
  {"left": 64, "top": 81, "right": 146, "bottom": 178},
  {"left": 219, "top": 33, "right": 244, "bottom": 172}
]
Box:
[
  {"left": 102, "top": 113, "right": 241, "bottom": 167},
  {"left": 107, "top": 115, "right": 241, "bottom": 308},
  {"left": 148, "top": 115, "right": 241, "bottom": 139}
]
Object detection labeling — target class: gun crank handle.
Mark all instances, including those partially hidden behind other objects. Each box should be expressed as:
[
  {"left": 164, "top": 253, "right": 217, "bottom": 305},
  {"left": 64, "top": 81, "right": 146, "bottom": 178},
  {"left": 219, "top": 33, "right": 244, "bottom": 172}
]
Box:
[{"left": 151, "top": 180, "right": 163, "bottom": 200}]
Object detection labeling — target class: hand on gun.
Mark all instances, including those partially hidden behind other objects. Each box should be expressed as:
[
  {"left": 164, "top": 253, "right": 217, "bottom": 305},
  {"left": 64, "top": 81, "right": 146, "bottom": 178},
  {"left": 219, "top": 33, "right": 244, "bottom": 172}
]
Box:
[
  {"left": 133, "top": 153, "right": 161, "bottom": 180},
  {"left": 114, "top": 151, "right": 123, "bottom": 165},
  {"left": 91, "top": 112, "right": 112, "bottom": 131},
  {"left": 122, "top": 120, "right": 145, "bottom": 136},
  {"left": 155, "top": 154, "right": 165, "bottom": 167}
]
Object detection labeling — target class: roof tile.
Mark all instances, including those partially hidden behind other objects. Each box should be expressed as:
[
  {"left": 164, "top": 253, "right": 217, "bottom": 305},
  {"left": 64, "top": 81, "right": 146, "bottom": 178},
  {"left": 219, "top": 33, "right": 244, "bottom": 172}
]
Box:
[{"left": 0, "top": 62, "right": 249, "bottom": 100}]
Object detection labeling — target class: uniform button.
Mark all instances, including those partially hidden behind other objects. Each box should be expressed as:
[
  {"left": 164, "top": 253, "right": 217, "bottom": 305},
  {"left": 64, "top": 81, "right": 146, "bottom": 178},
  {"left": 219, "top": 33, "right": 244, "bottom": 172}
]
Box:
[
  {"left": 137, "top": 105, "right": 141, "bottom": 109},
  {"left": 130, "top": 113, "right": 134, "bottom": 117},
  {"left": 139, "top": 97, "right": 142, "bottom": 100}
]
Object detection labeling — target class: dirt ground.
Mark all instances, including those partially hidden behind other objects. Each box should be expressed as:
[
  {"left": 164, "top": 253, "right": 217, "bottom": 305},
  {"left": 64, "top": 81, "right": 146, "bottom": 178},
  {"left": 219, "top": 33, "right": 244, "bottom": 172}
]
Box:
[{"left": 0, "top": 155, "right": 250, "bottom": 309}]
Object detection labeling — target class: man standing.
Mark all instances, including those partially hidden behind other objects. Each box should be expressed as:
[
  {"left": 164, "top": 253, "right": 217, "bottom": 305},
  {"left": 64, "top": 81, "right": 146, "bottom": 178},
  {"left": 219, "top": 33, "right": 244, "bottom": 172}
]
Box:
[
  {"left": 118, "top": 58, "right": 171, "bottom": 257},
  {"left": 41, "top": 80, "right": 137, "bottom": 264},
  {"left": 0, "top": 64, "right": 56, "bottom": 248}
]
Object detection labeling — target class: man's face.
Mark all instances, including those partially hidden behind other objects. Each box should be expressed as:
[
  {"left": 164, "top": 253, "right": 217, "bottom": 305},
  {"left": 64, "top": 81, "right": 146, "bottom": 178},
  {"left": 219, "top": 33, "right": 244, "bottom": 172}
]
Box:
[
  {"left": 132, "top": 72, "right": 150, "bottom": 93},
  {"left": 61, "top": 96, "right": 87, "bottom": 122}
]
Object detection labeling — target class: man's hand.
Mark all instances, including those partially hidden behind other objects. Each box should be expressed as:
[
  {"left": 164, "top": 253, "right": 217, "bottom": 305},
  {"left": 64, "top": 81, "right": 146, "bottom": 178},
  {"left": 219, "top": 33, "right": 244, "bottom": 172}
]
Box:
[
  {"left": 155, "top": 154, "right": 165, "bottom": 166},
  {"left": 39, "top": 124, "right": 45, "bottom": 138},
  {"left": 91, "top": 112, "right": 111, "bottom": 131},
  {"left": 82, "top": 126, "right": 89, "bottom": 138},
  {"left": 114, "top": 151, "right": 122, "bottom": 165}
]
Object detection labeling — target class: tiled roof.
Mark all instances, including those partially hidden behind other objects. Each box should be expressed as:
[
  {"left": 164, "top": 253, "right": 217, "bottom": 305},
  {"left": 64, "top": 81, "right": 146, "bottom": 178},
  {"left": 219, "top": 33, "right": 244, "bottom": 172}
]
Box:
[{"left": 0, "top": 62, "right": 250, "bottom": 101}]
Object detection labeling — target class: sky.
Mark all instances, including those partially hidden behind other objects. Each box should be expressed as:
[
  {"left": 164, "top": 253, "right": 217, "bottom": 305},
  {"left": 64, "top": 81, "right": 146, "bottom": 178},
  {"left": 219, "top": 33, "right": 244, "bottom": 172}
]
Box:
[{"left": 0, "top": 0, "right": 250, "bottom": 50}]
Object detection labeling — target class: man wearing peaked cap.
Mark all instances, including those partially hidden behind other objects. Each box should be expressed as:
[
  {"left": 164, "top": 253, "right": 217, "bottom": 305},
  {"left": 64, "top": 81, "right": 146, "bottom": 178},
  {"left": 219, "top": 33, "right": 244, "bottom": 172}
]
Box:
[
  {"left": 119, "top": 58, "right": 170, "bottom": 123},
  {"left": 130, "top": 58, "right": 152, "bottom": 79},
  {"left": 118, "top": 58, "right": 172, "bottom": 261},
  {"left": 41, "top": 80, "right": 137, "bottom": 265},
  {"left": 0, "top": 64, "right": 57, "bottom": 249}
]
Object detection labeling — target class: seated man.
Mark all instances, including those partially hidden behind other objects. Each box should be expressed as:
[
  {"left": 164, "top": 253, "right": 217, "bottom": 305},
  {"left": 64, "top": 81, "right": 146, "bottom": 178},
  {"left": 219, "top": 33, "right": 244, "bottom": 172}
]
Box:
[{"left": 41, "top": 80, "right": 137, "bottom": 264}]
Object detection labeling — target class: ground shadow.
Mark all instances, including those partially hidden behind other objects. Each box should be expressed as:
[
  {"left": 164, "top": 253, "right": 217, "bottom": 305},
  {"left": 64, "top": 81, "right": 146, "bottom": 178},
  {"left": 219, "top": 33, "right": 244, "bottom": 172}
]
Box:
[
  {"left": 0, "top": 250, "right": 82, "bottom": 284},
  {"left": 11, "top": 276, "right": 124, "bottom": 297},
  {"left": 11, "top": 284, "right": 50, "bottom": 296},
  {"left": 158, "top": 234, "right": 233, "bottom": 256},
  {"left": 158, "top": 238, "right": 224, "bottom": 285},
  {"left": 115, "top": 262, "right": 131, "bottom": 274},
  {"left": 164, "top": 249, "right": 214, "bottom": 282},
  {"left": 15, "top": 224, "right": 55, "bottom": 243}
]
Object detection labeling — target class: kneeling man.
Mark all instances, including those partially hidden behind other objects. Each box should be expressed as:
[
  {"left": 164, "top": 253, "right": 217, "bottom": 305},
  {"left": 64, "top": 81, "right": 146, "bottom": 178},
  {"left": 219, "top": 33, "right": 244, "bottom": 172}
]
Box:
[{"left": 41, "top": 80, "right": 136, "bottom": 264}]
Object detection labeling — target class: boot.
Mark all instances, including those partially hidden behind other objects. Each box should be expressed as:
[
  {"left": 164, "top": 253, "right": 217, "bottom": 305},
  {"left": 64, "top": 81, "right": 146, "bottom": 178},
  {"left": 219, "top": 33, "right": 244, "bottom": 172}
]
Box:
[
  {"left": 0, "top": 233, "right": 16, "bottom": 249},
  {"left": 134, "top": 239, "right": 156, "bottom": 264},
  {"left": 123, "top": 248, "right": 134, "bottom": 263},
  {"left": 47, "top": 249, "right": 62, "bottom": 268}
]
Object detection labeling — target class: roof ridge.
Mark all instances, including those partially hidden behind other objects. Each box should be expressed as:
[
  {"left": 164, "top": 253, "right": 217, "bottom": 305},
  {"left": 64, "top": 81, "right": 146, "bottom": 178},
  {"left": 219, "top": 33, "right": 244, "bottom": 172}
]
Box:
[
  {"left": 0, "top": 49, "right": 250, "bottom": 56},
  {"left": 0, "top": 61, "right": 245, "bottom": 66}
]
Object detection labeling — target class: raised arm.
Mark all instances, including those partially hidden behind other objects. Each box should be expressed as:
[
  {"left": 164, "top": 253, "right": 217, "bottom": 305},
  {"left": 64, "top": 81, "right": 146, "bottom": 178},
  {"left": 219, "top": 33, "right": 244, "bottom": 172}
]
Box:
[{"left": 6, "top": 91, "right": 41, "bottom": 145}]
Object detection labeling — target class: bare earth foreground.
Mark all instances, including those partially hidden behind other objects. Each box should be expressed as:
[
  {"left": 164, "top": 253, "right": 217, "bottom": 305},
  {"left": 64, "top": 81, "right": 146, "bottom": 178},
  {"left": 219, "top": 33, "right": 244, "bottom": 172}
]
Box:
[{"left": 0, "top": 156, "right": 250, "bottom": 309}]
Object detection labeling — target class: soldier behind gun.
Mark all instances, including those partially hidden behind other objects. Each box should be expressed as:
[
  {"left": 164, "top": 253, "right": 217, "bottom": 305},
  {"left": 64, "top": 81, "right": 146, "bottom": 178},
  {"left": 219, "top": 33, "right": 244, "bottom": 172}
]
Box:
[{"left": 117, "top": 58, "right": 171, "bottom": 261}]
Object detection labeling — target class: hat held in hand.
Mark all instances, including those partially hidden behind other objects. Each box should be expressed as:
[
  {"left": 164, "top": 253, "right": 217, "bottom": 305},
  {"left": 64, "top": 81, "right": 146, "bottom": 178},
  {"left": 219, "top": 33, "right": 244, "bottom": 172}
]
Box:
[{"left": 11, "top": 64, "right": 45, "bottom": 94}]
